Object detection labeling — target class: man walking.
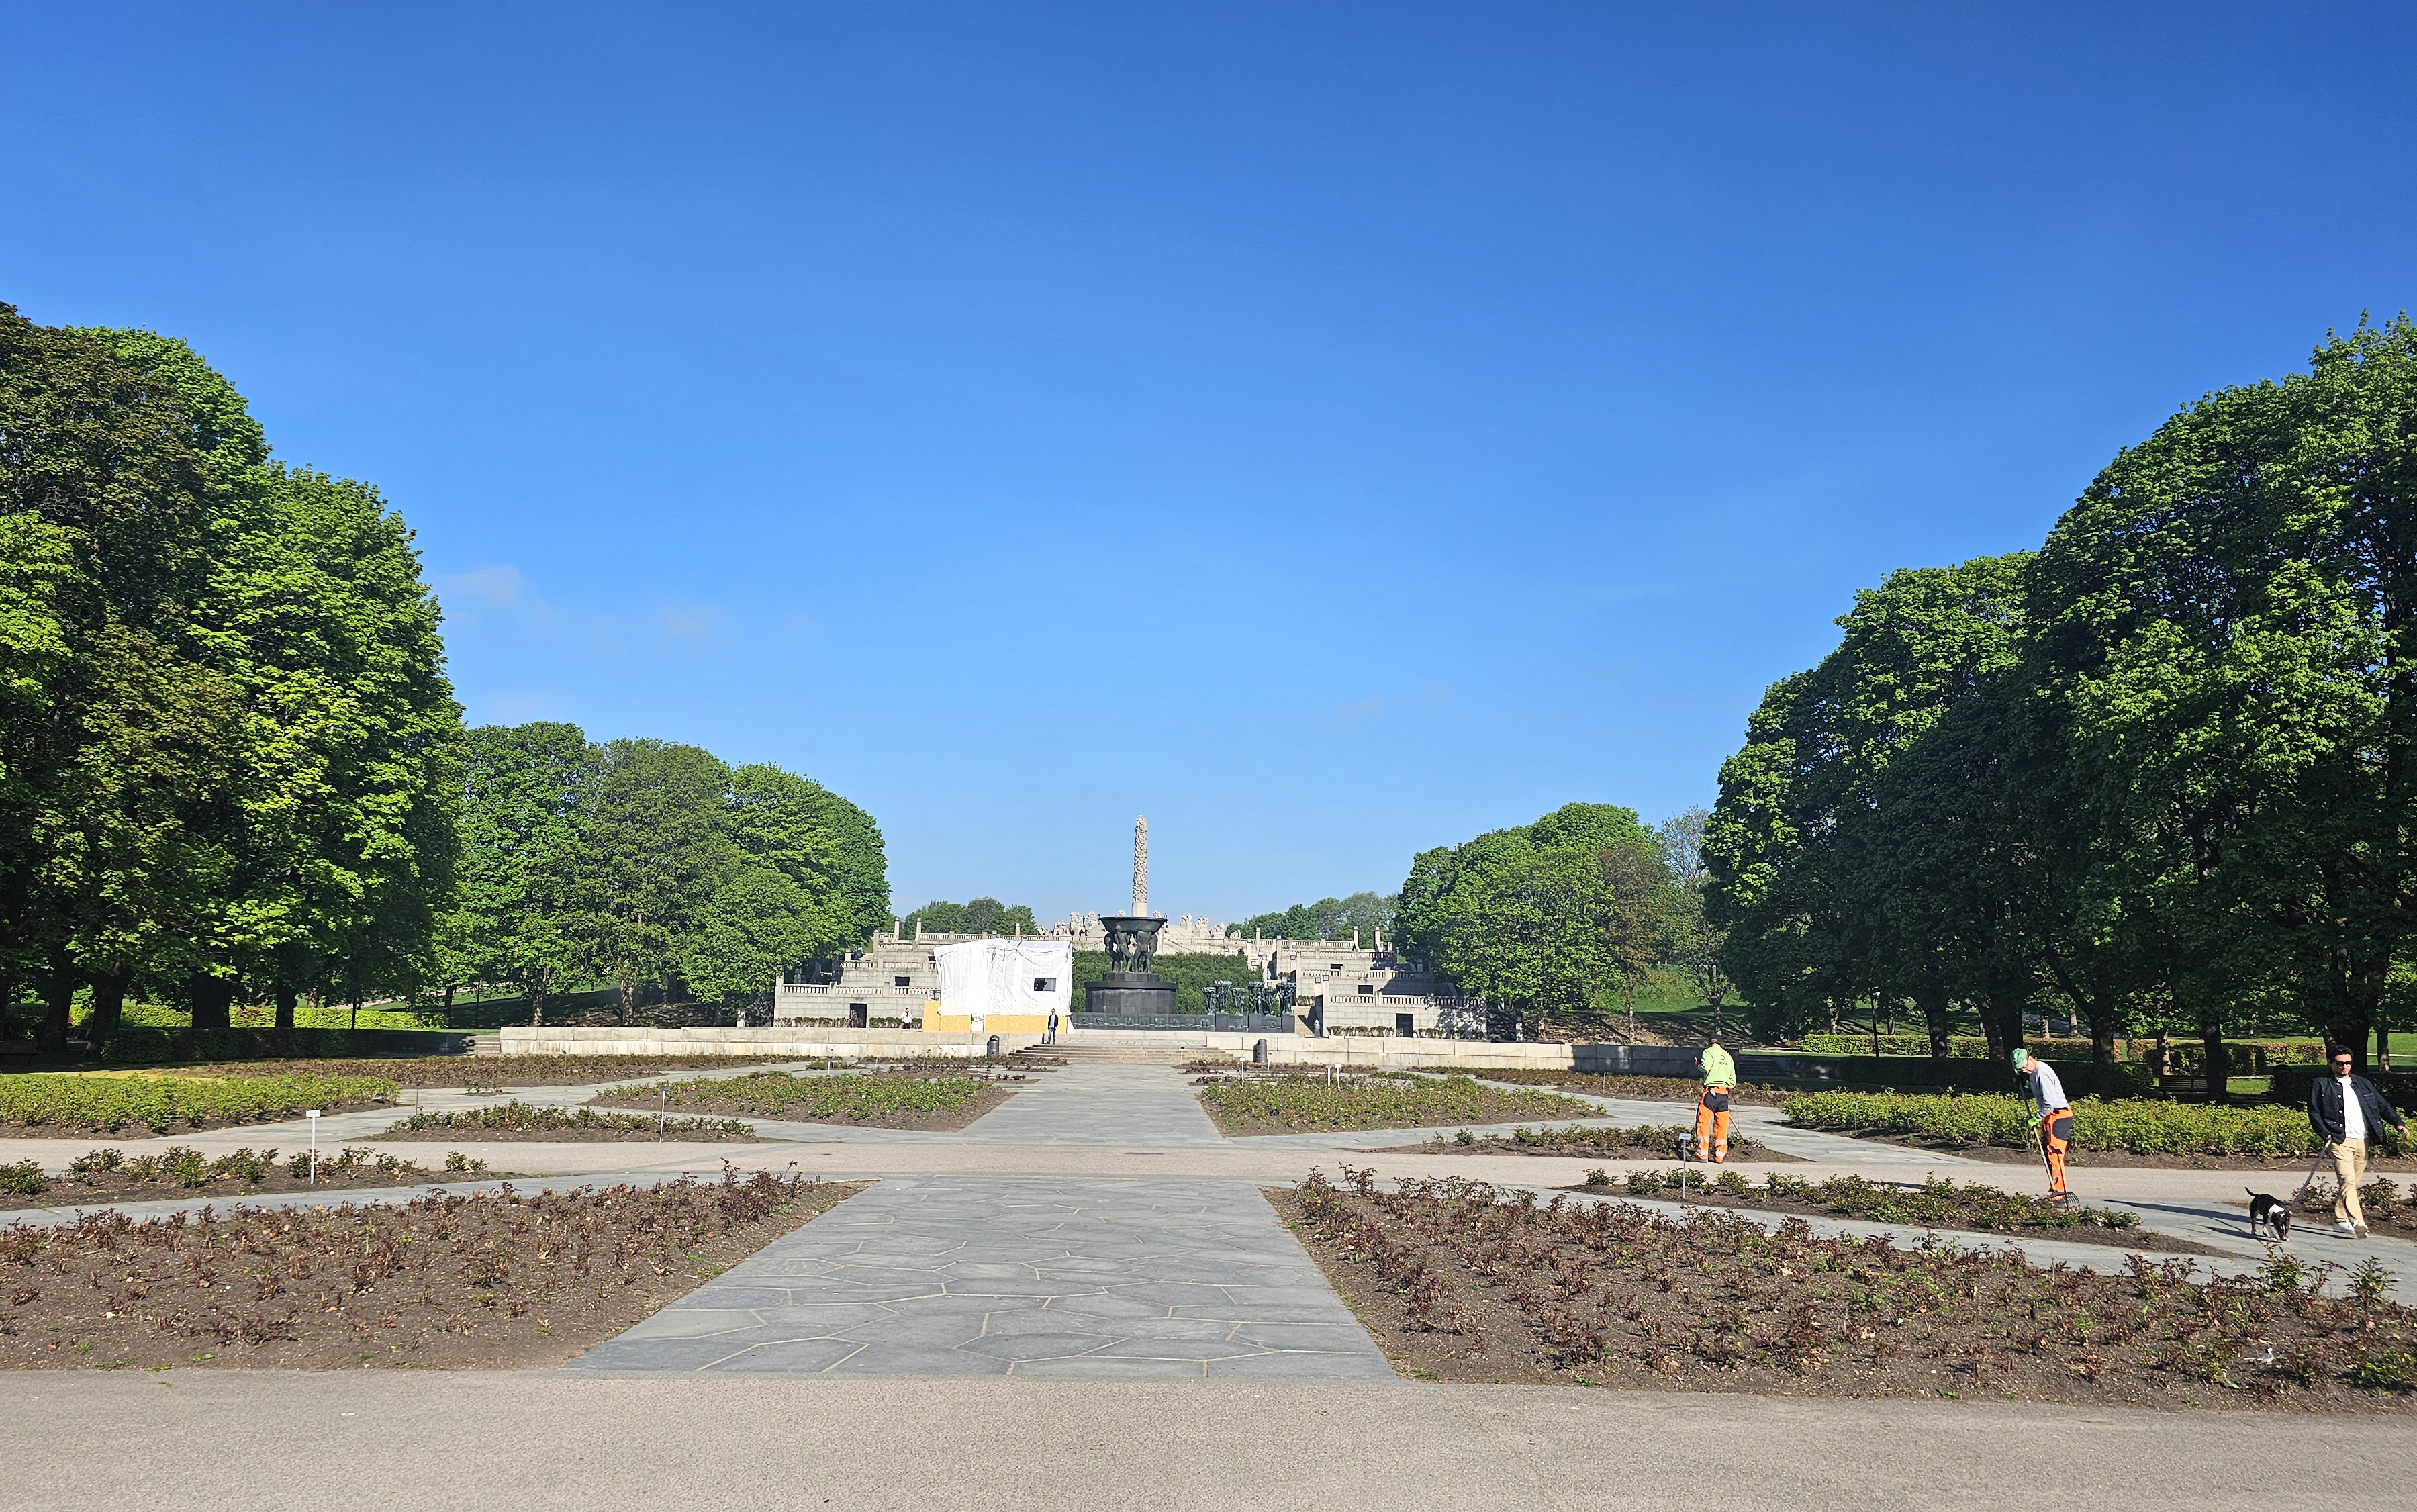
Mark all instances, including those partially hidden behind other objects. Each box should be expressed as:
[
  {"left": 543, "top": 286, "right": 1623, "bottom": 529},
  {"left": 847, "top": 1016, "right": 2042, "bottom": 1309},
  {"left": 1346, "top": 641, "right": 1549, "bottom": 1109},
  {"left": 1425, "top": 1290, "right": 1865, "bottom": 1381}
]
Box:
[
  {"left": 2015, "top": 1049, "right": 2073, "bottom": 1204},
  {"left": 1695, "top": 1033, "right": 1736, "bottom": 1164},
  {"left": 2308, "top": 1049, "right": 2408, "bottom": 1238}
]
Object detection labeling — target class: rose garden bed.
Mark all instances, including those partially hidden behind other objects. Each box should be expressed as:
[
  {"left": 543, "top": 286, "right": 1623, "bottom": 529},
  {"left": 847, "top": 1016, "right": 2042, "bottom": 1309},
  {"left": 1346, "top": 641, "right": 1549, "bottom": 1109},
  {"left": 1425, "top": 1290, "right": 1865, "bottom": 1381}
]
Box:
[
  {"left": 0, "top": 1072, "right": 398, "bottom": 1136},
  {"left": 1571, "top": 1169, "right": 2214, "bottom": 1255},
  {"left": 0, "top": 1168, "right": 865, "bottom": 1370},
  {"left": 589, "top": 1070, "right": 1012, "bottom": 1131},
  {"left": 1197, "top": 1073, "right": 1603, "bottom": 1136},
  {"left": 204, "top": 1055, "right": 829, "bottom": 1089},
  {"left": 1452, "top": 1069, "right": 1794, "bottom": 1106},
  {"left": 0, "top": 1145, "right": 518, "bottom": 1211},
  {"left": 1387, "top": 1122, "right": 1790, "bottom": 1162},
  {"left": 376, "top": 1103, "right": 768, "bottom": 1142},
  {"left": 1274, "top": 1166, "right": 2417, "bottom": 1410}
]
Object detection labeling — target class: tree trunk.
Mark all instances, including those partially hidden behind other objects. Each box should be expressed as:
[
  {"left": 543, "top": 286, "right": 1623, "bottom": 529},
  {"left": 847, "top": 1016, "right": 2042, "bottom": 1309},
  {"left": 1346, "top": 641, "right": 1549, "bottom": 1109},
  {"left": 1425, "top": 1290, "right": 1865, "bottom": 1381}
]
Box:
[
  {"left": 528, "top": 967, "right": 550, "bottom": 1028},
  {"left": 85, "top": 967, "right": 130, "bottom": 1038},
  {"left": 1979, "top": 1004, "right": 2006, "bottom": 1069},
  {"left": 2199, "top": 1013, "right": 2228, "bottom": 1105},
  {"left": 41, "top": 950, "right": 77, "bottom": 1050},
  {"left": 2380, "top": 1018, "right": 2394, "bottom": 1073},
  {"left": 189, "top": 972, "right": 236, "bottom": 1031},
  {"left": 1916, "top": 989, "right": 1950, "bottom": 1072},
  {"left": 620, "top": 974, "right": 634, "bottom": 1025},
  {"left": 2153, "top": 1023, "right": 2171, "bottom": 1078},
  {"left": 2089, "top": 1006, "right": 2115, "bottom": 1064},
  {"left": 273, "top": 979, "right": 297, "bottom": 1031}
]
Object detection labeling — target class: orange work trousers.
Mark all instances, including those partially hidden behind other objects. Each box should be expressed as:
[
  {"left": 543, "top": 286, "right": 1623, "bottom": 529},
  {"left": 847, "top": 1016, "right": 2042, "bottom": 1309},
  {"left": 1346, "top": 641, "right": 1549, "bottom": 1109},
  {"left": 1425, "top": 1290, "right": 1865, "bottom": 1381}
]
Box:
[
  {"left": 1695, "top": 1087, "right": 1732, "bottom": 1163},
  {"left": 2037, "top": 1108, "right": 2072, "bottom": 1196}
]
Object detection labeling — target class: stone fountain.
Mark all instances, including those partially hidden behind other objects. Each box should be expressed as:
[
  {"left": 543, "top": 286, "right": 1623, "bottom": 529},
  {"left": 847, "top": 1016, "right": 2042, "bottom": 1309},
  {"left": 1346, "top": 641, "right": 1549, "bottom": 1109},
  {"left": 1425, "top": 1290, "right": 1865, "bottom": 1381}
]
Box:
[{"left": 1082, "top": 815, "right": 1177, "bottom": 1017}]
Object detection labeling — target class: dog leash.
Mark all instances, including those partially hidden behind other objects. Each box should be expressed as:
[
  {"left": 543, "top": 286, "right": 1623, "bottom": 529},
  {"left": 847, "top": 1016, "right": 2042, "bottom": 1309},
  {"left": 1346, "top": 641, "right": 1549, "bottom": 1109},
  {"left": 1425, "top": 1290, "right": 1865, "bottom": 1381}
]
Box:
[{"left": 2293, "top": 1139, "right": 2333, "bottom": 1205}]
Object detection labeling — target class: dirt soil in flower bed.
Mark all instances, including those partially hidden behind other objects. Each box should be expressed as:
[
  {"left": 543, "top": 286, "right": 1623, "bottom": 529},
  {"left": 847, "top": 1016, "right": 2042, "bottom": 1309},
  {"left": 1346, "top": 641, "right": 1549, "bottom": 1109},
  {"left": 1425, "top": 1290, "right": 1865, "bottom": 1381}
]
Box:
[
  {"left": 1196, "top": 1074, "right": 1604, "bottom": 1137},
  {"left": 1848, "top": 1134, "right": 2417, "bottom": 1172},
  {"left": 372, "top": 1104, "right": 775, "bottom": 1143},
  {"left": 1374, "top": 1125, "right": 1797, "bottom": 1162},
  {"left": 194, "top": 1056, "right": 826, "bottom": 1088},
  {"left": 0, "top": 1170, "right": 867, "bottom": 1370},
  {"left": 1566, "top": 1173, "right": 2222, "bottom": 1257},
  {"left": 589, "top": 1071, "right": 1016, "bottom": 1132},
  {"left": 0, "top": 1149, "right": 528, "bottom": 1213},
  {"left": 1272, "top": 1168, "right": 2417, "bottom": 1411},
  {"left": 1450, "top": 1069, "right": 1795, "bottom": 1106}
]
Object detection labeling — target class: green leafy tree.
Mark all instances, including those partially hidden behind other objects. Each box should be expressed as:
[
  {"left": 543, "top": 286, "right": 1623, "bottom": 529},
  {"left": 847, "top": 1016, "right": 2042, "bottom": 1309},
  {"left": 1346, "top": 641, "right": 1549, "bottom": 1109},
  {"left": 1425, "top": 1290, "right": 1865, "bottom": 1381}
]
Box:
[
  {"left": 2028, "top": 316, "right": 2417, "bottom": 1076},
  {"left": 1394, "top": 803, "right": 1660, "bottom": 1039},
  {"left": 1655, "top": 807, "right": 1730, "bottom": 1025},
  {"left": 728, "top": 762, "right": 889, "bottom": 953},
  {"left": 902, "top": 897, "right": 1037, "bottom": 937},
  {"left": 1231, "top": 891, "right": 1397, "bottom": 942},
  {"left": 683, "top": 867, "right": 832, "bottom": 1014},
  {"left": 438, "top": 722, "right": 592, "bottom": 1024},
  {"left": 561, "top": 739, "right": 736, "bottom": 1021}
]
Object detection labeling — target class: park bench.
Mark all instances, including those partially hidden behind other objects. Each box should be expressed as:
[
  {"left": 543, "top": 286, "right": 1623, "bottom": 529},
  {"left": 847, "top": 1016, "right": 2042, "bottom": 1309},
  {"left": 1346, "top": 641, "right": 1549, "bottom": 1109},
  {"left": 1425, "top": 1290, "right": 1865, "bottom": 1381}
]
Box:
[{"left": 0, "top": 1040, "right": 38, "bottom": 1059}]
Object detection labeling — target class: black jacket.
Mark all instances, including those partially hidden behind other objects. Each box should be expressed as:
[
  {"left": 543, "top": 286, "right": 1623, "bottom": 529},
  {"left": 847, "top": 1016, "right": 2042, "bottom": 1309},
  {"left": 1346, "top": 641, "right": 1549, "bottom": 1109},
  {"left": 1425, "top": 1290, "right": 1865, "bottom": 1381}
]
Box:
[{"left": 2306, "top": 1074, "right": 2407, "bottom": 1145}]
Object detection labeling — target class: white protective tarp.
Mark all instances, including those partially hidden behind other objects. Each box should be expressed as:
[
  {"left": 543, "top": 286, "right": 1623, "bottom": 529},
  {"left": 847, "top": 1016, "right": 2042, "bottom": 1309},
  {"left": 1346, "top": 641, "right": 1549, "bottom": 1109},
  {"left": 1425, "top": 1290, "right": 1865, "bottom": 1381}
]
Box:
[{"left": 933, "top": 939, "right": 1074, "bottom": 1017}]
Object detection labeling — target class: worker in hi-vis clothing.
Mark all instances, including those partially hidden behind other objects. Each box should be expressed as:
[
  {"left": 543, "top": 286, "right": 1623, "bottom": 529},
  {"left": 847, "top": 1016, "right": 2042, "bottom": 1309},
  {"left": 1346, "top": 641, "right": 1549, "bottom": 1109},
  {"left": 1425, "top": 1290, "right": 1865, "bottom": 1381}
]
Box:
[
  {"left": 2015, "top": 1049, "right": 2073, "bottom": 1203},
  {"left": 1695, "top": 1033, "right": 1737, "bottom": 1164}
]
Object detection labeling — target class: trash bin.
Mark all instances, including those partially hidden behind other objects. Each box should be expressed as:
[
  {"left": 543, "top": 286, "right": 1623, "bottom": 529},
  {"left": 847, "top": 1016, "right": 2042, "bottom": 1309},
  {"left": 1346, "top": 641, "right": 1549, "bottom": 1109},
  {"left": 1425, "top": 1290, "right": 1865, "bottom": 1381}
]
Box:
[
  {"left": 986, "top": 1035, "right": 1001, "bottom": 1059},
  {"left": 1253, "top": 1037, "right": 1268, "bottom": 1065}
]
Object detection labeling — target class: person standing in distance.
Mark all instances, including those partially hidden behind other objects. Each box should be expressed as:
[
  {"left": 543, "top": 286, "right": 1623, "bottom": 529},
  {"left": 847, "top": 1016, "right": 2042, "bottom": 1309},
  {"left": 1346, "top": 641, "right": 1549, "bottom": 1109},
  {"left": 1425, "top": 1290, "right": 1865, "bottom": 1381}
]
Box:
[
  {"left": 2015, "top": 1049, "right": 2073, "bottom": 1204},
  {"left": 1695, "top": 1033, "right": 1737, "bottom": 1164},
  {"left": 2308, "top": 1049, "right": 2408, "bottom": 1238}
]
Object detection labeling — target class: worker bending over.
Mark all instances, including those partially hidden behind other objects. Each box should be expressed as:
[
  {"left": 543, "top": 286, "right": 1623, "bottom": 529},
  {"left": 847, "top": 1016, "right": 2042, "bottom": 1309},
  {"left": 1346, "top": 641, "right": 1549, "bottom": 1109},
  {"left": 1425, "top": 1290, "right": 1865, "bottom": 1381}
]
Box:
[
  {"left": 2014, "top": 1049, "right": 2073, "bottom": 1203},
  {"left": 1695, "top": 1033, "right": 1736, "bottom": 1164}
]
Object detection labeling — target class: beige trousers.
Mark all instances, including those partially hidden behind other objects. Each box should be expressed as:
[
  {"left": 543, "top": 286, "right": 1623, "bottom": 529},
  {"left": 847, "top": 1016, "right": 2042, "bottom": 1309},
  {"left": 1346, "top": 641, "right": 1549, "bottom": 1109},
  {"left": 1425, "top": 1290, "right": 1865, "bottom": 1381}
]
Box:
[{"left": 2332, "top": 1137, "right": 2369, "bottom": 1227}]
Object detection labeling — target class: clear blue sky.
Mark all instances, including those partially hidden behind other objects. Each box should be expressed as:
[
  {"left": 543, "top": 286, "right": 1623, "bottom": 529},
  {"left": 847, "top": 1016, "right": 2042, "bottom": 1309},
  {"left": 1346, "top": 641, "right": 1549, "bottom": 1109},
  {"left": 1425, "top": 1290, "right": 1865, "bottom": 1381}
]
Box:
[{"left": 6, "top": 4, "right": 2412, "bottom": 923}]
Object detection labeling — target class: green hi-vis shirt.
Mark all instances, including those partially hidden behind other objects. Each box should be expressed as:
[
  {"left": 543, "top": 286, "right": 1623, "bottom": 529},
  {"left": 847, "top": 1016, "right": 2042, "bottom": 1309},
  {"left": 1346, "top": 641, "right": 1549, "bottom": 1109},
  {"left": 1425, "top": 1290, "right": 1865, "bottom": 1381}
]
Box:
[{"left": 1700, "top": 1045, "right": 1736, "bottom": 1088}]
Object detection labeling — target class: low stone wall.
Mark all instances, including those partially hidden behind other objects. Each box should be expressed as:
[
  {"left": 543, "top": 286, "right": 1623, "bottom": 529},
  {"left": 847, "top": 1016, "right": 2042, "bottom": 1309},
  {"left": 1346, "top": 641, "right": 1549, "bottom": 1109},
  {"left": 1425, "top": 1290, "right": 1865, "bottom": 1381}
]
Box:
[{"left": 497, "top": 1026, "right": 1047, "bottom": 1059}]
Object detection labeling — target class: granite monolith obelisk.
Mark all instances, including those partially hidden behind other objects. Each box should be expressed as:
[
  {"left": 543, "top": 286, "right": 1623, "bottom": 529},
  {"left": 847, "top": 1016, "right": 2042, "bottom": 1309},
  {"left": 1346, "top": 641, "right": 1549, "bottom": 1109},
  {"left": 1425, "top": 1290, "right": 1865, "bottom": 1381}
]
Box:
[{"left": 1085, "top": 815, "right": 1175, "bottom": 1017}]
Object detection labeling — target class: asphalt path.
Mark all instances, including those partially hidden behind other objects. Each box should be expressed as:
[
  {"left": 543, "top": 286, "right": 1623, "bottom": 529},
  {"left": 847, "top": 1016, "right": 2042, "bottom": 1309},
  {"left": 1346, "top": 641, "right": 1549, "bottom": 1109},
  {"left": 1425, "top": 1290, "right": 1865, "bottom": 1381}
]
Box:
[{"left": 2, "top": 1372, "right": 2399, "bottom": 1511}]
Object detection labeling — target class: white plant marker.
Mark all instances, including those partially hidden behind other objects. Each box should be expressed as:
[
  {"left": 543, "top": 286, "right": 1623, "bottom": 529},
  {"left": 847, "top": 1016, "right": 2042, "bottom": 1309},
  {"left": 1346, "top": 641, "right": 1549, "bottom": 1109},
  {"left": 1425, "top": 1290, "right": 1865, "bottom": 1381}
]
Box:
[{"left": 305, "top": 1109, "right": 321, "bottom": 1183}]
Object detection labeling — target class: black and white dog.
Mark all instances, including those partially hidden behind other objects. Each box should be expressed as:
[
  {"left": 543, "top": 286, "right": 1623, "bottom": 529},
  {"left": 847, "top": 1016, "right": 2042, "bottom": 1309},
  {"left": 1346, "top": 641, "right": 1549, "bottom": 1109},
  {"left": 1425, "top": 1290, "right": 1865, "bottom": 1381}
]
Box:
[{"left": 2246, "top": 1190, "right": 2292, "bottom": 1242}]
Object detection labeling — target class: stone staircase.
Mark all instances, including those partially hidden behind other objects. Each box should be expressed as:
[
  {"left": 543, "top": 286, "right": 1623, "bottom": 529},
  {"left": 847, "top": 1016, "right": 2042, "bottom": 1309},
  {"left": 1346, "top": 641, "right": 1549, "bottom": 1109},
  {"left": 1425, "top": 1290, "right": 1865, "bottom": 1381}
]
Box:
[{"left": 1019, "top": 1041, "right": 1227, "bottom": 1066}]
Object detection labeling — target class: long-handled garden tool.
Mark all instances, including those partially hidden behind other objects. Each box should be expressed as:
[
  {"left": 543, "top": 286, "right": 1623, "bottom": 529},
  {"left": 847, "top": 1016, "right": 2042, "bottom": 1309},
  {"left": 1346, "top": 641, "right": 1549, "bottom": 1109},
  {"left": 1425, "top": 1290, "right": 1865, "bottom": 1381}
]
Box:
[{"left": 2293, "top": 1140, "right": 2334, "bottom": 1206}]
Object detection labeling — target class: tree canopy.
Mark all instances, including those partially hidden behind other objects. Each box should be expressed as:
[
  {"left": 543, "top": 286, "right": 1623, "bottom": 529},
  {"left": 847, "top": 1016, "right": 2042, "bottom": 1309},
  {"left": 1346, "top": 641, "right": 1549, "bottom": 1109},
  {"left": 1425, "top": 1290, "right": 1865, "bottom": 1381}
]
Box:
[{"left": 1706, "top": 317, "right": 2417, "bottom": 1076}]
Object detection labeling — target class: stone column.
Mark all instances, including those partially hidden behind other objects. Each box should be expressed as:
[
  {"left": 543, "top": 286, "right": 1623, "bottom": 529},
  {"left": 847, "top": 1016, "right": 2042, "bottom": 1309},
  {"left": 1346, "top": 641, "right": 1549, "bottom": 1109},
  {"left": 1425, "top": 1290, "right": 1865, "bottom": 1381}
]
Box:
[{"left": 1131, "top": 814, "right": 1149, "bottom": 916}]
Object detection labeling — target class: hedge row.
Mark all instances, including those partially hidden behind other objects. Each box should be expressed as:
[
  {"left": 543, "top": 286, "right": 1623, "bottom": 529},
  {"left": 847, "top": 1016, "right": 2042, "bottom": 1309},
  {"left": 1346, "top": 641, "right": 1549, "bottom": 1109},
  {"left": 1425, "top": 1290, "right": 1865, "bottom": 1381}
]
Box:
[
  {"left": 0, "top": 1072, "right": 399, "bottom": 1133},
  {"left": 93, "top": 1027, "right": 475, "bottom": 1064},
  {"left": 1799, "top": 1035, "right": 2091, "bottom": 1058},
  {"left": 1794, "top": 1033, "right": 2326, "bottom": 1072},
  {"left": 2271, "top": 1067, "right": 2417, "bottom": 1112},
  {"left": 1781, "top": 1090, "right": 2322, "bottom": 1155},
  {"left": 1767, "top": 1053, "right": 2154, "bottom": 1098}
]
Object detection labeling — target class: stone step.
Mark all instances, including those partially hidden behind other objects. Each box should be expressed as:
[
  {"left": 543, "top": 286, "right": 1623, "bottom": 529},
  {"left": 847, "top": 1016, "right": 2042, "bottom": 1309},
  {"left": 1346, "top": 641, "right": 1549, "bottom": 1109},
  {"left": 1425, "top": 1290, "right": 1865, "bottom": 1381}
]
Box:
[{"left": 1021, "top": 1043, "right": 1221, "bottom": 1066}]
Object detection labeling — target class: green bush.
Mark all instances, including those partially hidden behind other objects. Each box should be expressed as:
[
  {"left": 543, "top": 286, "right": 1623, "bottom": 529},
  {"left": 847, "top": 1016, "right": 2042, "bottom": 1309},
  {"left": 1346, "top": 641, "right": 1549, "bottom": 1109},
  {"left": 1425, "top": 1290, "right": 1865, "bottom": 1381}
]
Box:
[
  {"left": 1068, "top": 950, "right": 1266, "bottom": 1014},
  {"left": 0, "top": 1160, "right": 45, "bottom": 1194},
  {"left": 1782, "top": 1090, "right": 2319, "bottom": 1155},
  {"left": 602, "top": 1071, "right": 990, "bottom": 1122},
  {"left": 96, "top": 1026, "right": 469, "bottom": 1064},
  {"left": 0, "top": 1072, "right": 397, "bottom": 1133},
  {"left": 1199, "top": 1074, "right": 1597, "bottom": 1132},
  {"left": 2273, "top": 1066, "right": 2417, "bottom": 1113},
  {"left": 387, "top": 1102, "right": 754, "bottom": 1137},
  {"left": 1799, "top": 1034, "right": 2089, "bottom": 1058}
]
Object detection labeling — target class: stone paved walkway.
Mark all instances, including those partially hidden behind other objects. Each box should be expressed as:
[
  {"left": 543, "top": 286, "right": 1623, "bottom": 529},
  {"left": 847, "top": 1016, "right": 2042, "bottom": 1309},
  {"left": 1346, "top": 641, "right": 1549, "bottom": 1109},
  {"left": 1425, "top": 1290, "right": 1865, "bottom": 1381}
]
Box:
[{"left": 559, "top": 1173, "right": 1394, "bottom": 1379}]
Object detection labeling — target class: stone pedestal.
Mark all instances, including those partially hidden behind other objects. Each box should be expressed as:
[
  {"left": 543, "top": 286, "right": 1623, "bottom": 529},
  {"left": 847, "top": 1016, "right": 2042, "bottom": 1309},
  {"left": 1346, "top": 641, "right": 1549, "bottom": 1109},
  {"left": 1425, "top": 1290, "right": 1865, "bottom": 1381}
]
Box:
[
  {"left": 1081, "top": 914, "right": 1175, "bottom": 1017},
  {"left": 1084, "top": 972, "right": 1177, "bottom": 1016}
]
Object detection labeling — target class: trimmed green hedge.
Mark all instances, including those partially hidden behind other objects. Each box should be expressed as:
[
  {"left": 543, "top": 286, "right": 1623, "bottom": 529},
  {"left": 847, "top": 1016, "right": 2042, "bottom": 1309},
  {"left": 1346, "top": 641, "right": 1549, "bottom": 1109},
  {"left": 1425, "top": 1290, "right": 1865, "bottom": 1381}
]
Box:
[
  {"left": 94, "top": 1027, "right": 474, "bottom": 1064},
  {"left": 1070, "top": 950, "right": 1260, "bottom": 1014},
  {"left": 1782, "top": 1090, "right": 2320, "bottom": 1155},
  {"left": 1799, "top": 1034, "right": 2091, "bottom": 1058},
  {"left": 0, "top": 1072, "right": 398, "bottom": 1133},
  {"left": 2271, "top": 1067, "right": 2417, "bottom": 1114},
  {"left": 1770, "top": 1053, "right": 2153, "bottom": 1099}
]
